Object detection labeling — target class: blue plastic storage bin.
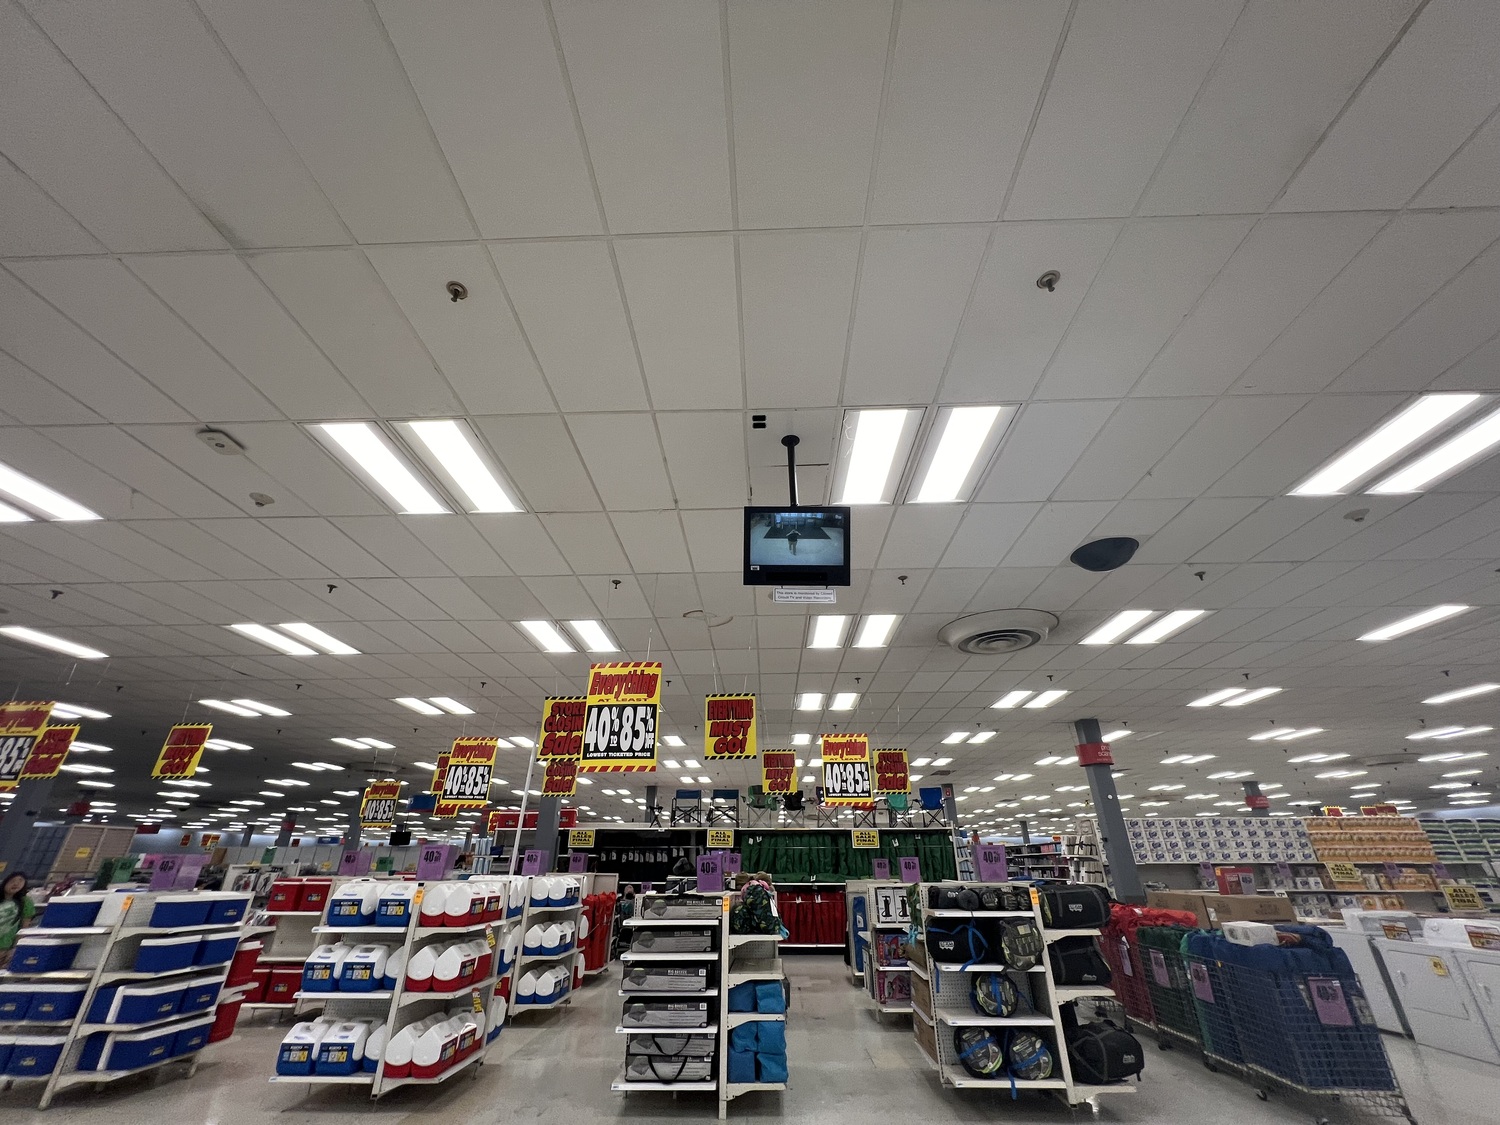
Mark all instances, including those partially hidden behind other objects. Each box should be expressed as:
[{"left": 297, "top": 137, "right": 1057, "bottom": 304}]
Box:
[
  {"left": 193, "top": 932, "right": 239, "bottom": 967},
  {"left": 134, "top": 934, "right": 201, "bottom": 973},
  {"left": 38, "top": 895, "right": 103, "bottom": 929},
  {"left": 148, "top": 895, "right": 211, "bottom": 928},
  {"left": 77, "top": 1032, "right": 108, "bottom": 1072},
  {"left": 88, "top": 981, "right": 184, "bottom": 1025},
  {"left": 172, "top": 1016, "right": 213, "bottom": 1057},
  {"left": 6, "top": 1036, "right": 65, "bottom": 1077},
  {"left": 10, "top": 937, "right": 83, "bottom": 973},
  {"left": 26, "top": 984, "right": 88, "bottom": 1023},
  {"left": 178, "top": 977, "right": 222, "bottom": 1014},
  {"left": 204, "top": 895, "right": 250, "bottom": 925},
  {"left": 0, "top": 1040, "right": 12, "bottom": 1073},
  {"left": 0, "top": 986, "right": 36, "bottom": 1021},
  {"left": 100, "top": 1026, "right": 177, "bottom": 1071}
]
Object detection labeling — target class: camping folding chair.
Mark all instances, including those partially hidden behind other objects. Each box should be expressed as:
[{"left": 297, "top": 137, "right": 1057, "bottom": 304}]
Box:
[
  {"left": 779, "top": 790, "right": 806, "bottom": 827},
  {"left": 670, "top": 788, "right": 704, "bottom": 826},
  {"left": 706, "top": 788, "right": 740, "bottom": 825},
  {"left": 885, "top": 791, "right": 913, "bottom": 827},
  {"left": 744, "top": 785, "right": 778, "bottom": 827},
  {"left": 918, "top": 786, "right": 948, "bottom": 826}
]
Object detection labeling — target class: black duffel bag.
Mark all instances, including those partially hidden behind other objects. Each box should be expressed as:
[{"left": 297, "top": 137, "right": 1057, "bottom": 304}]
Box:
[
  {"left": 926, "top": 918, "right": 999, "bottom": 965},
  {"left": 1036, "top": 884, "right": 1110, "bottom": 929},
  {"left": 1048, "top": 935, "right": 1112, "bottom": 986},
  {"left": 1066, "top": 1020, "right": 1144, "bottom": 1084}
]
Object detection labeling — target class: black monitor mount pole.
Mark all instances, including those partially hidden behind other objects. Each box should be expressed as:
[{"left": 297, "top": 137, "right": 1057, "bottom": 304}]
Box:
[{"left": 782, "top": 434, "right": 799, "bottom": 508}]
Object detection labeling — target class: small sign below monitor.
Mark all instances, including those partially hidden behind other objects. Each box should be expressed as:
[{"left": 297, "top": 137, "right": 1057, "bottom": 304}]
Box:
[{"left": 772, "top": 588, "right": 837, "bottom": 604}]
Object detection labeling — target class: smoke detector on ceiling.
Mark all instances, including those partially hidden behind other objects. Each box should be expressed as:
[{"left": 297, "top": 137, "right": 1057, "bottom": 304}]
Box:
[
  {"left": 197, "top": 428, "right": 245, "bottom": 456},
  {"left": 938, "top": 610, "right": 1058, "bottom": 656}
]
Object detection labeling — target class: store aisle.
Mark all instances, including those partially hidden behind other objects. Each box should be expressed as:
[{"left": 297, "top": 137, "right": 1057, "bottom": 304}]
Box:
[{"left": 0, "top": 956, "right": 1492, "bottom": 1123}]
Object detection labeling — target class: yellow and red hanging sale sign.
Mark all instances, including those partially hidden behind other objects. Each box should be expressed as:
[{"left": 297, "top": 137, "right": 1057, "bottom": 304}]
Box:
[
  {"left": 360, "top": 780, "right": 401, "bottom": 828},
  {"left": 580, "top": 661, "right": 661, "bottom": 773},
  {"left": 539, "top": 697, "right": 586, "bottom": 760},
  {"left": 152, "top": 724, "right": 212, "bottom": 780},
  {"left": 821, "top": 733, "right": 869, "bottom": 764},
  {"left": 21, "top": 724, "right": 79, "bottom": 780},
  {"left": 440, "top": 738, "right": 498, "bottom": 808},
  {"left": 429, "top": 752, "right": 451, "bottom": 796},
  {"left": 704, "top": 693, "right": 756, "bottom": 760},
  {"left": 761, "top": 750, "right": 796, "bottom": 794},
  {"left": 873, "top": 749, "right": 910, "bottom": 795},
  {"left": 0, "top": 701, "right": 55, "bottom": 789},
  {"left": 542, "top": 757, "right": 578, "bottom": 797}
]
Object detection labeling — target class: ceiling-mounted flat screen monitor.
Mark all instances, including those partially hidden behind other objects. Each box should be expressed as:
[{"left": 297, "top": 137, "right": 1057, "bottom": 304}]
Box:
[{"left": 743, "top": 506, "right": 851, "bottom": 587}]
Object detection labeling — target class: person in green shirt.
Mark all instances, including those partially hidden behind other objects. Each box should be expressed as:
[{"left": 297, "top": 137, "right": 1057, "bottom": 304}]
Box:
[{"left": 0, "top": 871, "right": 37, "bottom": 967}]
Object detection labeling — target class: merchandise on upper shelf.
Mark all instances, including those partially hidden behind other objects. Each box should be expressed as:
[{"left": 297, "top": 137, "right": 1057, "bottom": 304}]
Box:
[{"left": 1125, "top": 816, "right": 1316, "bottom": 864}]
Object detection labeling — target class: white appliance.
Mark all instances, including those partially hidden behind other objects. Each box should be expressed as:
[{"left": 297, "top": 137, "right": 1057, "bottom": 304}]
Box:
[
  {"left": 1327, "top": 927, "right": 1407, "bottom": 1035},
  {"left": 1375, "top": 939, "right": 1500, "bottom": 1064},
  {"left": 1453, "top": 946, "right": 1500, "bottom": 1051}
]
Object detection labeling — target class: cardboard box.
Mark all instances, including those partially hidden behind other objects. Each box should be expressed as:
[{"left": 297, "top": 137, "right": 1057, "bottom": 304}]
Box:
[{"left": 1145, "top": 890, "right": 1296, "bottom": 928}]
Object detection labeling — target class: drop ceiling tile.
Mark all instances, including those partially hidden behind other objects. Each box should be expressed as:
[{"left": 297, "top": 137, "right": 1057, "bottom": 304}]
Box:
[
  {"left": 365, "top": 244, "right": 553, "bottom": 414},
  {"left": 229, "top": 422, "right": 388, "bottom": 518},
  {"left": 912, "top": 568, "right": 991, "bottom": 614},
  {"left": 740, "top": 230, "right": 860, "bottom": 409},
  {"left": 870, "top": 0, "right": 1067, "bottom": 223},
  {"left": 566, "top": 414, "right": 674, "bottom": 510},
  {"left": 976, "top": 400, "right": 1115, "bottom": 503},
  {"left": 1318, "top": 492, "right": 1490, "bottom": 563},
  {"left": 1133, "top": 498, "right": 1267, "bottom": 563},
  {"left": 611, "top": 511, "right": 691, "bottom": 573},
  {"left": 542, "top": 514, "right": 630, "bottom": 576},
  {"left": 197, "top": 0, "right": 475, "bottom": 243},
  {"left": 0, "top": 269, "right": 192, "bottom": 424},
  {"left": 471, "top": 515, "right": 571, "bottom": 576},
  {"left": 874, "top": 508, "right": 964, "bottom": 571},
  {"left": 131, "top": 520, "right": 276, "bottom": 581},
  {"left": 0, "top": 527, "right": 115, "bottom": 584},
  {"left": 1036, "top": 217, "right": 1254, "bottom": 399},
  {"left": 62, "top": 523, "right": 221, "bottom": 581},
  {"left": 248, "top": 249, "right": 463, "bottom": 417},
  {"left": 1130, "top": 397, "right": 1309, "bottom": 500},
  {"left": 1277, "top": 0, "right": 1500, "bottom": 212},
  {"left": 1005, "top": 0, "right": 1242, "bottom": 219},
  {"left": 521, "top": 576, "right": 599, "bottom": 621},
  {"left": 1432, "top": 333, "right": 1500, "bottom": 392},
  {"left": 944, "top": 221, "right": 1121, "bottom": 403},
  {"left": 124, "top": 254, "right": 368, "bottom": 420},
  {"left": 261, "top": 518, "right": 395, "bottom": 579},
  {"left": 331, "top": 517, "right": 452, "bottom": 578},
  {"left": 968, "top": 567, "right": 1051, "bottom": 610},
  {"left": 843, "top": 226, "right": 989, "bottom": 405},
  {"left": 462, "top": 578, "right": 548, "bottom": 623},
  {"left": 1390, "top": 496, "right": 1500, "bottom": 559},
  {"left": 0, "top": 157, "right": 104, "bottom": 256},
  {"left": 553, "top": 0, "right": 731, "bottom": 233},
  {"left": 615, "top": 236, "right": 741, "bottom": 409},
  {"left": 939, "top": 504, "right": 1042, "bottom": 568},
  {"left": 194, "top": 519, "right": 324, "bottom": 581},
  {"left": 1193, "top": 499, "right": 1325, "bottom": 564},
  {"left": 490, "top": 241, "right": 648, "bottom": 412},
  {"left": 1141, "top": 0, "right": 1417, "bottom": 215},
  {"left": 0, "top": 4, "right": 225, "bottom": 253},
  {"left": 1055, "top": 398, "right": 1213, "bottom": 501},
  {"left": 35, "top": 425, "right": 240, "bottom": 519},
  {"left": 409, "top": 578, "right": 501, "bottom": 622},
  {"left": 9, "top": 258, "right": 277, "bottom": 422},
  {"left": 1001, "top": 502, "right": 1116, "bottom": 568},
  {"left": 0, "top": 353, "right": 103, "bottom": 425},
  {"left": 1239, "top": 211, "right": 1500, "bottom": 394},
  {"left": 1413, "top": 112, "right": 1500, "bottom": 208},
  {"left": 374, "top": 0, "right": 600, "bottom": 238},
  {"left": 471, "top": 415, "right": 599, "bottom": 514},
  {"left": 1137, "top": 213, "right": 1389, "bottom": 398},
  {"left": 727, "top": 0, "right": 891, "bottom": 228},
  {"left": 657, "top": 414, "right": 748, "bottom": 510}
]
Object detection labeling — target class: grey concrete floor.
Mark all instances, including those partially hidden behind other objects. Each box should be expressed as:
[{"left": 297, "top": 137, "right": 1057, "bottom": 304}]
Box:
[{"left": 0, "top": 955, "right": 1495, "bottom": 1123}]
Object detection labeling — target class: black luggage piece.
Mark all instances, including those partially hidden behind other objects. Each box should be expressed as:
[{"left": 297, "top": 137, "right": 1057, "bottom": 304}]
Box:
[
  {"left": 1036, "top": 884, "right": 1110, "bottom": 929},
  {"left": 1066, "top": 1020, "right": 1144, "bottom": 1084},
  {"left": 1048, "top": 935, "right": 1112, "bottom": 986},
  {"left": 926, "top": 918, "right": 1000, "bottom": 965}
]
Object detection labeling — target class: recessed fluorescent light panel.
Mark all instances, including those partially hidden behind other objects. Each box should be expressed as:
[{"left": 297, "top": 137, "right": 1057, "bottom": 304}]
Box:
[
  {"left": 227, "top": 623, "right": 317, "bottom": 656},
  {"left": 852, "top": 614, "right": 899, "bottom": 649},
  {"left": 1188, "top": 688, "right": 1248, "bottom": 708},
  {"left": 1423, "top": 683, "right": 1500, "bottom": 705},
  {"left": 198, "top": 699, "right": 259, "bottom": 718},
  {"left": 908, "top": 405, "right": 1015, "bottom": 503},
  {"left": 1289, "top": 393, "right": 1482, "bottom": 496},
  {"left": 1369, "top": 404, "right": 1500, "bottom": 494},
  {"left": 394, "top": 697, "right": 444, "bottom": 716},
  {"left": 1126, "top": 609, "right": 1207, "bottom": 645},
  {"left": 0, "top": 626, "right": 108, "bottom": 660},
  {"left": 517, "top": 620, "right": 574, "bottom": 654},
  {"left": 276, "top": 623, "right": 360, "bottom": 655},
  {"left": 1079, "top": 610, "right": 1155, "bottom": 646},
  {"left": 942, "top": 732, "right": 968, "bottom": 745},
  {"left": 566, "top": 620, "right": 618, "bottom": 654},
  {"left": 807, "top": 615, "right": 849, "bottom": 650},
  {"left": 400, "top": 419, "right": 520, "bottom": 513},
  {"left": 49, "top": 703, "right": 111, "bottom": 721},
  {"left": 1192, "top": 687, "right": 1281, "bottom": 708},
  {"left": 1358, "top": 605, "right": 1470, "bottom": 642},
  {"left": 832, "top": 408, "right": 922, "bottom": 505},
  {"left": 230, "top": 699, "right": 291, "bottom": 717},
  {"left": 1221, "top": 687, "right": 1283, "bottom": 707},
  {"left": 314, "top": 422, "right": 448, "bottom": 514},
  {"left": 829, "top": 693, "right": 858, "bottom": 711},
  {"left": 1024, "top": 690, "right": 1069, "bottom": 709},
  {"left": 796, "top": 693, "right": 823, "bottom": 711},
  {"left": 992, "top": 690, "right": 1034, "bottom": 709},
  {"left": 0, "top": 460, "right": 101, "bottom": 520}
]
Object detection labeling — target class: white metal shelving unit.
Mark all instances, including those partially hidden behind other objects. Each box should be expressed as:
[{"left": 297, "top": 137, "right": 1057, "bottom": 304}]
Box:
[
  {"left": 508, "top": 882, "right": 584, "bottom": 1017},
  {"left": 719, "top": 924, "right": 785, "bottom": 1118},
  {"left": 863, "top": 882, "right": 912, "bottom": 1017},
  {"left": 911, "top": 883, "right": 1136, "bottom": 1107}
]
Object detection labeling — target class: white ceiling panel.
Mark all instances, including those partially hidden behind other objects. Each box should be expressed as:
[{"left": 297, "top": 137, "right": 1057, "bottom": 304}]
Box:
[
  {"left": 1132, "top": 498, "right": 1267, "bottom": 563},
  {"left": 943, "top": 221, "right": 1121, "bottom": 403},
  {"left": 26, "top": 0, "right": 348, "bottom": 248},
  {"left": 1136, "top": 213, "right": 1388, "bottom": 398},
  {"left": 247, "top": 249, "right": 462, "bottom": 418},
  {"left": 1254, "top": 497, "right": 1412, "bottom": 563},
  {"left": 869, "top": 0, "right": 1066, "bottom": 224},
  {"left": 727, "top": 0, "right": 891, "bottom": 228},
  {"left": 939, "top": 504, "right": 1041, "bottom": 569},
  {"left": 1413, "top": 112, "right": 1500, "bottom": 209},
  {"left": 680, "top": 509, "right": 742, "bottom": 574},
  {"left": 9, "top": 258, "right": 276, "bottom": 422},
  {"left": 566, "top": 414, "right": 674, "bottom": 511},
  {"left": 656, "top": 413, "right": 748, "bottom": 510},
  {"left": 31, "top": 423, "right": 239, "bottom": 519},
  {"left": 0, "top": 352, "right": 104, "bottom": 425},
  {"left": 490, "top": 241, "right": 648, "bottom": 412},
  {"left": 123, "top": 424, "right": 315, "bottom": 519},
  {"left": 1141, "top": 0, "right": 1417, "bottom": 215},
  {"left": 1001, "top": 501, "right": 1116, "bottom": 568},
  {"left": 1385, "top": 496, "right": 1500, "bottom": 560},
  {"left": 1276, "top": 0, "right": 1500, "bottom": 212},
  {"left": 365, "top": 244, "right": 553, "bottom": 415},
  {"left": 740, "top": 230, "right": 859, "bottom": 409},
  {"left": 471, "top": 415, "right": 599, "bottom": 513},
  {"left": 262, "top": 518, "right": 394, "bottom": 579},
  {"left": 470, "top": 516, "right": 570, "bottom": 577},
  {"left": 615, "top": 236, "right": 741, "bottom": 409},
  {"left": 1193, "top": 498, "right": 1324, "bottom": 564},
  {"left": 383, "top": 518, "right": 503, "bottom": 578},
  {"left": 1238, "top": 210, "right": 1500, "bottom": 395},
  {"left": 520, "top": 576, "right": 596, "bottom": 620},
  {"left": 553, "top": 0, "right": 730, "bottom": 234},
  {"left": 130, "top": 520, "right": 274, "bottom": 582},
  {"left": 1432, "top": 333, "right": 1500, "bottom": 393},
  {"left": 124, "top": 254, "right": 367, "bottom": 420},
  {"left": 542, "top": 514, "right": 629, "bottom": 576},
  {"left": 1035, "top": 217, "right": 1254, "bottom": 400},
  {"left": 332, "top": 517, "right": 451, "bottom": 579},
  {"left": 1330, "top": 239, "right": 1500, "bottom": 393},
  {"left": 976, "top": 400, "right": 1115, "bottom": 504},
  {"left": 1129, "top": 396, "right": 1307, "bottom": 500},
  {"left": 463, "top": 578, "right": 548, "bottom": 623},
  {"left": 875, "top": 507, "right": 964, "bottom": 571},
  {"left": 197, "top": 0, "right": 475, "bottom": 243},
  {"left": 1004, "top": 0, "right": 1241, "bottom": 219},
  {"left": 227, "top": 422, "right": 389, "bottom": 519},
  {"left": 0, "top": 156, "right": 103, "bottom": 256},
  {"left": 611, "top": 511, "right": 691, "bottom": 573},
  {"left": 1055, "top": 398, "right": 1213, "bottom": 501},
  {"left": 194, "top": 518, "right": 322, "bottom": 580},
  {"left": 375, "top": 0, "right": 600, "bottom": 238},
  {"left": 410, "top": 578, "right": 502, "bottom": 622},
  {"left": 843, "top": 226, "right": 989, "bottom": 406}
]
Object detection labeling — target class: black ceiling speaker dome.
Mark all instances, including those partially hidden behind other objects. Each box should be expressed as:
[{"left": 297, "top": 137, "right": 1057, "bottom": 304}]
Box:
[{"left": 1069, "top": 537, "right": 1140, "bottom": 572}]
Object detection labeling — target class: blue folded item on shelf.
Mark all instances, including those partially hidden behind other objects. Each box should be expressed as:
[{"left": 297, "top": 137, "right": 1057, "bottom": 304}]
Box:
[
  {"left": 728, "top": 1049, "right": 756, "bottom": 1084},
  {"left": 754, "top": 982, "right": 785, "bottom": 1013},
  {"left": 757, "top": 1021, "right": 786, "bottom": 1054},
  {"left": 727, "top": 982, "right": 756, "bottom": 1012},
  {"left": 757, "top": 1051, "right": 788, "bottom": 1084},
  {"left": 729, "top": 1023, "right": 758, "bottom": 1052}
]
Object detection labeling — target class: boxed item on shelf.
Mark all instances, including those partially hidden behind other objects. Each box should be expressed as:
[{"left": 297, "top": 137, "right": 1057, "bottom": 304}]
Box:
[
  {"left": 637, "top": 895, "right": 721, "bottom": 920},
  {"left": 315, "top": 1021, "right": 371, "bottom": 1075},
  {"left": 179, "top": 976, "right": 223, "bottom": 1013},
  {"left": 622, "top": 965, "right": 710, "bottom": 993},
  {"left": 194, "top": 930, "right": 240, "bottom": 967},
  {"left": 628, "top": 927, "right": 715, "bottom": 954},
  {"left": 276, "top": 1021, "right": 327, "bottom": 1076},
  {"left": 78, "top": 1024, "right": 178, "bottom": 1072},
  {"left": 1144, "top": 891, "right": 1295, "bottom": 928},
  {"left": 0, "top": 983, "right": 88, "bottom": 1023},
  {"left": 623, "top": 1048, "right": 714, "bottom": 1083},
  {"left": 620, "top": 1000, "right": 712, "bottom": 1029},
  {"left": 627, "top": 1032, "right": 717, "bottom": 1056}
]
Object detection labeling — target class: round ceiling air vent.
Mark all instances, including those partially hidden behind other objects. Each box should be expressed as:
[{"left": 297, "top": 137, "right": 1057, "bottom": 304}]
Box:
[{"left": 938, "top": 610, "right": 1059, "bottom": 656}]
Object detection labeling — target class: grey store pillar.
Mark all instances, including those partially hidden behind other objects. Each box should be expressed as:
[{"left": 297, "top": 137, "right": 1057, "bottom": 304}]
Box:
[
  {"left": 238, "top": 826, "right": 253, "bottom": 847},
  {"left": 274, "top": 815, "right": 297, "bottom": 848},
  {"left": 0, "top": 776, "right": 57, "bottom": 876},
  {"left": 1242, "top": 780, "right": 1270, "bottom": 818},
  {"left": 1072, "top": 718, "right": 1143, "bottom": 904},
  {"left": 343, "top": 812, "right": 363, "bottom": 848},
  {"left": 533, "top": 796, "right": 561, "bottom": 870}
]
